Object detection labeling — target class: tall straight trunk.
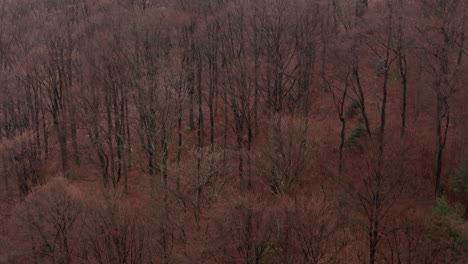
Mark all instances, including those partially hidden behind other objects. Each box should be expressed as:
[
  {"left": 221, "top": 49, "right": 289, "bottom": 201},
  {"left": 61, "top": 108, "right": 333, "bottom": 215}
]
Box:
[
  {"left": 399, "top": 51, "right": 408, "bottom": 137},
  {"left": 434, "top": 33, "right": 451, "bottom": 198},
  {"left": 188, "top": 74, "right": 195, "bottom": 131},
  {"left": 114, "top": 90, "right": 123, "bottom": 185},
  {"left": 208, "top": 65, "right": 215, "bottom": 151},
  {"left": 434, "top": 97, "right": 443, "bottom": 198},
  {"left": 368, "top": 208, "right": 379, "bottom": 264},
  {"left": 42, "top": 109, "right": 49, "bottom": 160},
  {"left": 209, "top": 101, "right": 215, "bottom": 152},
  {"left": 434, "top": 95, "right": 449, "bottom": 198},
  {"left": 233, "top": 107, "right": 244, "bottom": 190},
  {"left": 30, "top": 77, "right": 42, "bottom": 161},
  {"left": 114, "top": 99, "right": 123, "bottom": 186},
  {"left": 161, "top": 127, "right": 169, "bottom": 188},
  {"left": 177, "top": 75, "right": 183, "bottom": 192},
  {"left": 237, "top": 128, "right": 243, "bottom": 190},
  {"left": 34, "top": 112, "right": 41, "bottom": 161},
  {"left": 246, "top": 121, "right": 252, "bottom": 190},
  {"left": 50, "top": 65, "right": 69, "bottom": 178},
  {"left": 380, "top": 29, "right": 392, "bottom": 142},
  {"left": 207, "top": 22, "right": 219, "bottom": 152},
  {"left": 66, "top": 29, "right": 79, "bottom": 167},
  {"left": 125, "top": 95, "right": 132, "bottom": 169},
  {"left": 120, "top": 91, "right": 128, "bottom": 194},
  {"left": 397, "top": 2, "right": 408, "bottom": 138},
  {"left": 329, "top": 71, "right": 348, "bottom": 179},
  {"left": 147, "top": 139, "right": 155, "bottom": 176},
  {"left": 105, "top": 93, "right": 116, "bottom": 187},
  {"left": 338, "top": 81, "right": 348, "bottom": 179},
  {"left": 353, "top": 66, "right": 372, "bottom": 137},
  {"left": 207, "top": 53, "right": 217, "bottom": 152},
  {"left": 370, "top": 8, "right": 393, "bottom": 264},
  {"left": 70, "top": 106, "right": 80, "bottom": 165},
  {"left": 253, "top": 56, "right": 260, "bottom": 135},
  {"left": 188, "top": 34, "right": 196, "bottom": 131},
  {"left": 197, "top": 51, "right": 204, "bottom": 170},
  {"left": 223, "top": 90, "right": 228, "bottom": 164},
  {"left": 253, "top": 17, "right": 260, "bottom": 135},
  {"left": 339, "top": 117, "right": 346, "bottom": 177},
  {"left": 55, "top": 117, "right": 69, "bottom": 178}
]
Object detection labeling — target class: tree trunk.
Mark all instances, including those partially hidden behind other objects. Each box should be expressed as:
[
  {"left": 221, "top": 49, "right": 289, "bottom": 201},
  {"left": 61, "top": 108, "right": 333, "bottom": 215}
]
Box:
[
  {"left": 42, "top": 109, "right": 49, "bottom": 160},
  {"left": 70, "top": 106, "right": 80, "bottom": 165},
  {"left": 397, "top": 15, "right": 408, "bottom": 138},
  {"left": 353, "top": 66, "right": 372, "bottom": 137},
  {"left": 177, "top": 75, "right": 183, "bottom": 192},
  {"left": 434, "top": 95, "right": 449, "bottom": 198},
  {"left": 197, "top": 51, "right": 205, "bottom": 172}
]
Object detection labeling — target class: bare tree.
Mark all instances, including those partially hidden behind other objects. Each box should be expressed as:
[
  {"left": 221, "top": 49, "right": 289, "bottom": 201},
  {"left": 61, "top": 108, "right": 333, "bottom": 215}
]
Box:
[
  {"left": 13, "top": 178, "right": 82, "bottom": 264},
  {"left": 415, "top": 0, "right": 466, "bottom": 198}
]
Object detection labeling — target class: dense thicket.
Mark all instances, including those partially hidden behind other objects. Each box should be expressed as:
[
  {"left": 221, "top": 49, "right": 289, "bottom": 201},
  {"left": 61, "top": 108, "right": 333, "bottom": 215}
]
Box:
[{"left": 0, "top": 0, "right": 467, "bottom": 263}]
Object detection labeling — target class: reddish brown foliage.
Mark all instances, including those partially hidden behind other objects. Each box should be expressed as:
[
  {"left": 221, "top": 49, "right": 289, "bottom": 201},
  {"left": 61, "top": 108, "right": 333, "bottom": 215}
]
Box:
[{"left": 0, "top": 0, "right": 467, "bottom": 263}]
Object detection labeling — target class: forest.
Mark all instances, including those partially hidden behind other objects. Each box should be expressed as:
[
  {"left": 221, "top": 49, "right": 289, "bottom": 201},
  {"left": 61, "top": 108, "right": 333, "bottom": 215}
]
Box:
[{"left": 0, "top": 0, "right": 467, "bottom": 263}]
